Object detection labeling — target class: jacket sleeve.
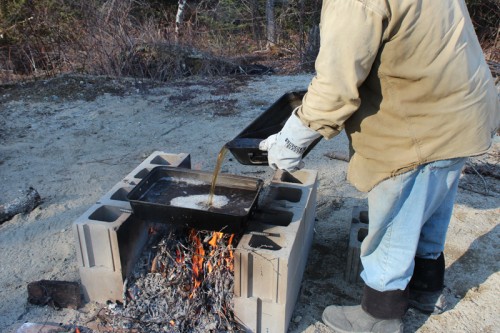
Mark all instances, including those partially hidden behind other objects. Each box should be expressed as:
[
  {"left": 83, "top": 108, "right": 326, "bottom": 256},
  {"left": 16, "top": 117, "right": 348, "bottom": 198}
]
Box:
[{"left": 298, "top": 0, "right": 388, "bottom": 139}]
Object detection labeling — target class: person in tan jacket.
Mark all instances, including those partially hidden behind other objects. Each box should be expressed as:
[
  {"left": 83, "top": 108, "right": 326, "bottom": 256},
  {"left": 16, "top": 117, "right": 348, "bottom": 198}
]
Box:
[{"left": 259, "top": 0, "right": 499, "bottom": 332}]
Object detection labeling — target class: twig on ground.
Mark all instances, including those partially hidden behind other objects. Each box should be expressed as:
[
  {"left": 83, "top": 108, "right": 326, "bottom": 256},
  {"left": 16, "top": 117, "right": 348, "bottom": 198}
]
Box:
[
  {"left": 465, "top": 162, "right": 489, "bottom": 194},
  {"left": 324, "top": 151, "right": 349, "bottom": 162},
  {"left": 458, "top": 184, "right": 497, "bottom": 197}
]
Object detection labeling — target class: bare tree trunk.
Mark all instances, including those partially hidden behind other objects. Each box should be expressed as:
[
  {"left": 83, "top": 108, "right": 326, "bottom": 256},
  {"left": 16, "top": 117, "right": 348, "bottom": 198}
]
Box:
[
  {"left": 265, "top": 0, "right": 276, "bottom": 49},
  {"left": 250, "top": 0, "right": 262, "bottom": 49},
  {"left": 176, "top": 0, "right": 188, "bottom": 37},
  {"left": 299, "top": 0, "right": 305, "bottom": 62},
  {"left": 305, "top": 24, "right": 320, "bottom": 69}
]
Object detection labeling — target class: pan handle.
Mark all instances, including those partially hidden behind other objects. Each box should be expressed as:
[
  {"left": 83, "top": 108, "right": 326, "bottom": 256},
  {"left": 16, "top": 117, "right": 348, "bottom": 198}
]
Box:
[
  {"left": 249, "top": 231, "right": 280, "bottom": 238},
  {"left": 247, "top": 152, "right": 268, "bottom": 164}
]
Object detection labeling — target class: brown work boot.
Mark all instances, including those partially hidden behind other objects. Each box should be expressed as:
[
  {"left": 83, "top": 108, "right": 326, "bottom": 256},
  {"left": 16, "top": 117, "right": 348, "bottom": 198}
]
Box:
[
  {"left": 322, "top": 305, "right": 403, "bottom": 333},
  {"left": 321, "top": 286, "right": 407, "bottom": 333}
]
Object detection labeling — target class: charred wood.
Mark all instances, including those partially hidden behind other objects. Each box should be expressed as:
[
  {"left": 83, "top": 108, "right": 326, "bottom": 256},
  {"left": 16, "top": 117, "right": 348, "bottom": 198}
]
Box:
[
  {"left": 0, "top": 187, "right": 41, "bottom": 223},
  {"left": 108, "top": 229, "right": 242, "bottom": 332},
  {"left": 27, "top": 280, "right": 82, "bottom": 310}
]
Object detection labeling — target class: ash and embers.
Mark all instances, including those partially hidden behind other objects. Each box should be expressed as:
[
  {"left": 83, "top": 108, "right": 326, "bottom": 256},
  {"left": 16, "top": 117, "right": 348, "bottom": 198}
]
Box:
[{"left": 109, "top": 226, "right": 243, "bottom": 332}]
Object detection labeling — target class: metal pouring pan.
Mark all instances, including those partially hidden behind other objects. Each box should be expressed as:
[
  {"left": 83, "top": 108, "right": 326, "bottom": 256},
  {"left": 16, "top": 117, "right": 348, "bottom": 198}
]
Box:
[
  {"left": 226, "top": 90, "right": 322, "bottom": 165},
  {"left": 127, "top": 166, "right": 263, "bottom": 233}
]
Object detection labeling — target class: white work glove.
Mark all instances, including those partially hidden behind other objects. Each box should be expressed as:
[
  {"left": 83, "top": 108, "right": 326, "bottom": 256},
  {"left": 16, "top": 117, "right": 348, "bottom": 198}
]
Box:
[{"left": 259, "top": 109, "right": 321, "bottom": 171}]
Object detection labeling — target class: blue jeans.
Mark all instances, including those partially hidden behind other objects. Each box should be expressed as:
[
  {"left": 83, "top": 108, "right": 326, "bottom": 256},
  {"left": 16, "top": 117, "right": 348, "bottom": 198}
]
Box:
[{"left": 360, "top": 157, "right": 467, "bottom": 292}]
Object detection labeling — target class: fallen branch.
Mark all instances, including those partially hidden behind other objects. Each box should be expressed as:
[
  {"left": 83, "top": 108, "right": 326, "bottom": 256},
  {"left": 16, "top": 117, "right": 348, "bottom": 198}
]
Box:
[
  {"left": 458, "top": 184, "right": 497, "bottom": 197},
  {"left": 0, "top": 187, "right": 42, "bottom": 223},
  {"left": 27, "top": 280, "right": 82, "bottom": 309},
  {"left": 324, "top": 152, "right": 349, "bottom": 162},
  {"left": 463, "top": 163, "right": 500, "bottom": 180}
]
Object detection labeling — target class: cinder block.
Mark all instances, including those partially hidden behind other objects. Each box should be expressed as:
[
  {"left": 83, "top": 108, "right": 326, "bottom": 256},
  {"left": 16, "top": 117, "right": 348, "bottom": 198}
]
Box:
[
  {"left": 73, "top": 205, "right": 148, "bottom": 302},
  {"left": 123, "top": 152, "right": 191, "bottom": 186},
  {"left": 233, "top": 169, "right": 318, "bottom": 333},
  {"left": 74, "top": 152, "right": 191, "bottom": 302},
  {"left": 345, "top": 206, "right": 369, "bottom": 283}
]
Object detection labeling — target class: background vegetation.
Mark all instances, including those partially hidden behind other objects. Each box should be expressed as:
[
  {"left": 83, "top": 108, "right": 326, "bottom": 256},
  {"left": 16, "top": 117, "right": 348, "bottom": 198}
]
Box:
[{"left": 0, "top": 0, "right": 498, "bottom": 83}]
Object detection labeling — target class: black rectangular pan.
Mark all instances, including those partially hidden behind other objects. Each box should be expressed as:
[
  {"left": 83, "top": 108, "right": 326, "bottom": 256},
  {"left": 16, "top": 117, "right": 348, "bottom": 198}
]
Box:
[
  {"left": 226, "top": 90, "right": 322, "bottom": 165},
  {"left": 127, "top": 166, "right": 263, "bottom": 233}
]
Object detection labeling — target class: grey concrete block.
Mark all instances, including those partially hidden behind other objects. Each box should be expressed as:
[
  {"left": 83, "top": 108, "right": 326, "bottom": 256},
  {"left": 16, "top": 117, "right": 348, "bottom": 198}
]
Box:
[
  {"left": 345, "top": 206, "right": 369, "bottom": 283},
  {"left": 122, "top": 152, "right": 191, "bottom": 185},
  {"left": 73, "top": 152, "right": 190, "bottom": 302},
  {"left": 96, "top": 180, "right": 134, "bottom": 209},
  {"left": 233, "top": 169, "right": 318, "bottom": 333},
  {"left": 73, "top": 205, "right": 148, "bottom": 302}
]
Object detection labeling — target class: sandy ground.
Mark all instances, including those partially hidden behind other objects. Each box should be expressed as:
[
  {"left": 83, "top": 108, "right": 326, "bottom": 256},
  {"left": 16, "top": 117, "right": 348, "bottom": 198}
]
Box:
[{"left": 0, "top": 74, "right": 498, "bottom": 333}]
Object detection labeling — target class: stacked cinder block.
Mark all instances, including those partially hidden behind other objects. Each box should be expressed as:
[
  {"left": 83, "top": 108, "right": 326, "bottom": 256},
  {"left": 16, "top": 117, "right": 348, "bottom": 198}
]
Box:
[
  {"left": 233, "top": 169, "right": 318, "bottom": 333},
  {"left": 345, "top": 206, "right": 369, "bottom": 283},
  {"left": 73, "top": 152, "right": 191, "bottom": 303}
]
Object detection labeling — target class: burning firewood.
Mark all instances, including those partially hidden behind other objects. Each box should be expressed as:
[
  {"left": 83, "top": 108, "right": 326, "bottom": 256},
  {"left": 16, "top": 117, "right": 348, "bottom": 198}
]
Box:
[{"left": 108, "top": 227, "right": 242, "bottom": 332}]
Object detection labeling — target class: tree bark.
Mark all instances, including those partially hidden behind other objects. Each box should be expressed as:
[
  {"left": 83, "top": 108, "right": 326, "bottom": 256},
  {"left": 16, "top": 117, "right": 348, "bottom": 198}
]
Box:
[
  {"left": 175, "top": 0, "right": 188, "bottom": 36},
  {"left": 0, "top": 187, "right": 41, "bottom": 223},
  {"left": 265, "top": 0, "right": 276, "bottom": 48},
  {"left": 250, "top": 0, "right": 263, "bottom": 49}
]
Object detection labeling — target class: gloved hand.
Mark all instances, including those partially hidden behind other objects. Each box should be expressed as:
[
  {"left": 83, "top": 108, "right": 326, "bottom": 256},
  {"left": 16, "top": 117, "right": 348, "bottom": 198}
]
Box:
[{"left": 259, "top": 109, "right": 321, "bottom": 171}]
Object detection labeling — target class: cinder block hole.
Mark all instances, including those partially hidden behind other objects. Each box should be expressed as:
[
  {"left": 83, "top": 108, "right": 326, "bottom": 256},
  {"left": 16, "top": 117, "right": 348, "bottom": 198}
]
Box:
[
  {"left": 111, "top": 187, "right": 131, "bottom": 201},
  {"left": 358, "top": 228, "right": 368, "bottom": 242},
  {"left": 271, "top": 187, "right": 302, "bottom": 202},
  {"left": 253, "top": 209, "right": 293, "bottom": 226},
  {"left": 134, "top": 168, "right": 151, "bottom": 179},
  {"left": 89, "top": 205, "right": 123, "bottom": 222},
  {"left": 359, "top": 210, "right": 369, "bottom": 224},
  {"left": 248, "top": 235, "right": 282, "bottom": 251},
  {"left": 280, "top": 172, "right": 303, "bottom": 184},
  {"left": 151, "top": 155, "right": 172, "bottom": 165}
]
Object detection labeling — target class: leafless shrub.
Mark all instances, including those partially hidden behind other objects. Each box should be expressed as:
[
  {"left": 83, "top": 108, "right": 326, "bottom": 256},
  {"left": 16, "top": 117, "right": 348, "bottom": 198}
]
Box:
[
  {"left": 0, "top": 0, "right": 78, "bottom": 81},
  {"left": 0, "top": 0, "right": 261, "bottom": 83},
  {"left": 0, "top": 0, "right": 496, "bottom": 83},
  {"left": 466, "top": 0, "right": 500, "bottom": 62}
]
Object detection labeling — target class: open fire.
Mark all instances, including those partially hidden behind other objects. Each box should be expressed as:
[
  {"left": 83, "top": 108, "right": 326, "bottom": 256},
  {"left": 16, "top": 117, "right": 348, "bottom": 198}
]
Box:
[
  {"left": 74, "top": 152, "right": 318, "bottom": 332},
  {"left": 110, "top": 226, "right": 242, "bottom": 332}
]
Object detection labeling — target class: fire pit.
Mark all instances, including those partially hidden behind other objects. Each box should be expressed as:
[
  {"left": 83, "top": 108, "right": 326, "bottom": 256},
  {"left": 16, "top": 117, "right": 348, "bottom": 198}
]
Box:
[
  {"left": 73, "top": 151, "right": 318, "bottom": 333},
  {"left": 111, "top": 228, "right": 241, "bottom": 332}
]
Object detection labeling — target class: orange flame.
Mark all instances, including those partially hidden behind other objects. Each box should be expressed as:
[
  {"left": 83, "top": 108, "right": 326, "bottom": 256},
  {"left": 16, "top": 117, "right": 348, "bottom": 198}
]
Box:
[
  {"left": 208, "top": 232, "right": 224, "bottom": 248},
  {"left": 226, "top": 234, "right": 235, "bottom": 270},
  {"left": 189, "top": 230, "right": 205, "bottom": 296},
  {"left": 206, "top": 232, "right": 224, "bottom": 273},
  {"left": 187, "top": 230, "right": 237, "bottom": 297},
  {"left": 175, "top": 247, "right": 184, "bottom": 264}
]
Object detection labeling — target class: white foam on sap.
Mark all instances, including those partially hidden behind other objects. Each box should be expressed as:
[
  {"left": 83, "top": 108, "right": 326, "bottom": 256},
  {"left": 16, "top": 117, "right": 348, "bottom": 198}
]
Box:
[
  {"left": 160, "top": 176, "right": 205, "bottom": 186},
  {"left": 170, "top": 194, "right": 229, "bottom": 210}
]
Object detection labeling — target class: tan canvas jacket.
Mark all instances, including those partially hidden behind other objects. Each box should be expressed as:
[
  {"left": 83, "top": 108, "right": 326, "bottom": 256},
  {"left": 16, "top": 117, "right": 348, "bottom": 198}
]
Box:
[{"left": 297, "top": 0, "right": 500, "bottom": 192}]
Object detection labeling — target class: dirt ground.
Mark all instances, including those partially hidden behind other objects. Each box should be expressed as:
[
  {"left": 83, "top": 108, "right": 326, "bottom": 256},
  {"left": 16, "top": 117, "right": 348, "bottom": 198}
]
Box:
[{"left": 0, "top": 74, "right": 498, "bottom": 333}]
